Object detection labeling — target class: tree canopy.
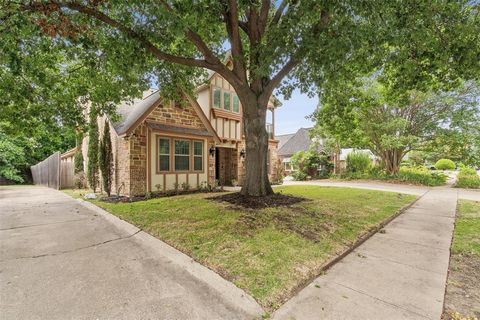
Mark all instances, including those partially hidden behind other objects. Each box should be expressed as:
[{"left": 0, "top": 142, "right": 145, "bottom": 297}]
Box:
[
  {"left": 315, "top": 80, "right": 480, "bottom": 173},
  {"left": 1, "top": 1, "right": 479, "bottom": 193}
]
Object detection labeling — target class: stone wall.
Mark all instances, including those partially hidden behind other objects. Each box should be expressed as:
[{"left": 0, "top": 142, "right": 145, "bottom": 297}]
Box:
[
  {"left": 147, "top": 102, "right": 204, "bottom": 128},
  {"left": 128, "top": 124, "right": 147, "bottom": 196}
]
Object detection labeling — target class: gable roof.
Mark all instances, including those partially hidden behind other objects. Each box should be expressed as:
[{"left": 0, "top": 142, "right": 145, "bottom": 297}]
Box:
[
  {"left": 277, "top": 127, "right": 323, "bottom": 157},
  {"left": 113, "top": 89, "right": 159, "bottom": 136},
  {"left": 110, "top": 89, "right": 220, "bottom": 142},
  {"left": 275, "top": 133, "right": 295, "bottom": 149}
]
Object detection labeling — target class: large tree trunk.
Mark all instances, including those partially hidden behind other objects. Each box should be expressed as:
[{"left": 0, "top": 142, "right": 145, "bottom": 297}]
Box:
[{"left": 240, "top": 95, "right": 274, "bottom": 197}]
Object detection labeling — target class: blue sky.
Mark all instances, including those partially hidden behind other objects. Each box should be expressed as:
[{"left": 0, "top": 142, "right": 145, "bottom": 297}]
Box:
[{"left": 274, "top": 89, "right": 318, "bottom": 135}]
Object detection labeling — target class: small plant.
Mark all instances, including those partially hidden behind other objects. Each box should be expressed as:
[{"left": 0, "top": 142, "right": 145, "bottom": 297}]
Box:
[
  {"left": 73, "top": 172, "right": 87, "bottom": 189},
  {"left": 435, "top": 159, "right": 455, "bottom": 170},
  {"left": 199, "top": 181, "right": 208, "bottom": 191},
  {"left": 145, "top": 191, "right": 152, "bottom": 199},
  {"left": 155, "top": 183, "right": 162, "bottom": 192},
  {"left": 173, "top": 182, "right": 180, "bottom": 194},
  {"left": 182, "top": 182, "right": 191, "bottom": 191}
]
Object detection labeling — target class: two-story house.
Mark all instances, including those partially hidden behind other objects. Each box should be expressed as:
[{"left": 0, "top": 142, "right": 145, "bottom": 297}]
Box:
[{"left": 81, "top": 62, "right": 281, "bottom": 196}]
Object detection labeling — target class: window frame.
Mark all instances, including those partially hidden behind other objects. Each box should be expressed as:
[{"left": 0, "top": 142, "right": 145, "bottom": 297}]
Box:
[
  {"left": 223, "top": 91, "right": 231, "bottom": 111},
  {"left": 212, "top": 86, "right": 221, "bottom": 109},
  {"left": 232, "top": 95, "right": 240, "bottom": 113},
  {"left": 155, "top": 135, "right": 205, "bottom": 174},
  {"left": 158, "top": 137, "right": 171, "bottom": 172},
  {"left": 173, "top": 139, "right": 191, "bottom": 172},
  {"left": 193, "top": 141, "right": 203, "bottom": 172},
  {"left": 211, "top": 85, "right": 241, "bottom": 114}
]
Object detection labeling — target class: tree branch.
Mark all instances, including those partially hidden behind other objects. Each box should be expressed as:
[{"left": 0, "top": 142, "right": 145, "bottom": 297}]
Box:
[
  {"left": 21, "top": 2, "right": 217, "bottom": 70},
  {"left": 261, "top": 57, "right": 298, "bottom": 100},
  {"left": 258, "top": 0, "right": 270, "bottom": 35},
  {"left": 225, "top": 0, "right": 247, "bottom": 83},
  {"left": 271, "top": 0, "right": 288, "bottom": 25}
]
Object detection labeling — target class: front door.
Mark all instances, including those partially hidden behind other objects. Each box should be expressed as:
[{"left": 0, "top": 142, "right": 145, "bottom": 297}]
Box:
[{"left": 215, "top": 147, "right": 236, "bottom": 186}]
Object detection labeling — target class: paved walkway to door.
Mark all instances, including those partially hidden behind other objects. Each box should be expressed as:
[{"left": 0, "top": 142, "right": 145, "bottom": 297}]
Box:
[
  {"left": 0, "top": 186, "right": 262, "bottom": 320},
  {"left": 273, "top": 187, "right": 458, "bottom": 319}
]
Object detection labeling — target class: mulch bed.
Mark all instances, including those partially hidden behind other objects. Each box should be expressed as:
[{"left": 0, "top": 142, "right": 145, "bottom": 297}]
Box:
[
  {"left": 208, "top": 192, "right": 306, "bottom": 209},
  {"left": 100, "top": 189, "right": 223, "bottom": 203}
]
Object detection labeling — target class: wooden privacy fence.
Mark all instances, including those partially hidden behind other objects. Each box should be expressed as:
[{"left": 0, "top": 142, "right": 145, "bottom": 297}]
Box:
[{"left": 31, "top": 152, "right": 75, "bottom": 189}]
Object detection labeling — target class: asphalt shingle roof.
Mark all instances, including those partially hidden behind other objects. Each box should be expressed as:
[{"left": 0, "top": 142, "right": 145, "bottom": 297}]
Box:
[
  {"left": 276, "top": 128, "right": 322, "bottom": 157},
  {"left": 112, "top": 89, "right": 159, "bottom": 135},
  {"left": 276, "top": 133, "right": 295, "bottom": 149}
]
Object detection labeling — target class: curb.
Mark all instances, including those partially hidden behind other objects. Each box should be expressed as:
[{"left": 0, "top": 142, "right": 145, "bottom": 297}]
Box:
[{"left": 69, "top": 195, "right": 265, "bottom": 318}]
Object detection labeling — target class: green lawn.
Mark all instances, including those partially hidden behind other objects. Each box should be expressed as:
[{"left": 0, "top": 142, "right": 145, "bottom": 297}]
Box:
[
  {"left": 443, "top": 200, "right": 480, "bottom": 319},
  {"left": 452, "top": 200, "right": 480, "bottom": 256},
  {"left": 65, "top": 185, "right": 415, "bottom": 310}
]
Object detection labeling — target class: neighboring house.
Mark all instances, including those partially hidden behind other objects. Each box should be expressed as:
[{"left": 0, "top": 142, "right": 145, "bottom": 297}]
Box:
[
  {"left": 81, "top": 60, "right": 281, "bottom": 196},
  {"left": 276, "top": 127, "right": 324, "bottom": 174}
]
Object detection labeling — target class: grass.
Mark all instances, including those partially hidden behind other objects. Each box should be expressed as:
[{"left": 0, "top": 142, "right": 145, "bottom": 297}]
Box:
[
  {"left": 444, "top": 200, "right": 480, "bottom": 319},
  {"left": 64, "top": 185, "right": 415, "bottom": 310},
  {"left": 452, "top": 200, "right": 480, "bottom": 256}
]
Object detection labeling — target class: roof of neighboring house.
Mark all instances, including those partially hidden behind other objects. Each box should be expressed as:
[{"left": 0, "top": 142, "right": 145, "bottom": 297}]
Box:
[
  {"left": 112, "top": 89, "right": 160, "bottom": 136},
  {"left": 276, "top": 127, "right": 323, "bottom": 157},
  {"left": 276, "top": 133, "right": 295, "bottom": 149}
]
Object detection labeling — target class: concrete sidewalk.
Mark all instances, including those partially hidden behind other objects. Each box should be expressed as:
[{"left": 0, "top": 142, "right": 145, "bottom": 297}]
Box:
[
  {"left": 273, "top": 188, "right": 457, "bottom": 320},
  {"left": 0, "top": 186, "right": 263, "bottom": 320}
]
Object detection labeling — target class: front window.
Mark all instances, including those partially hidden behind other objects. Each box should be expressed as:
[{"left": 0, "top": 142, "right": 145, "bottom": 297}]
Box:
[
  {"left": 158, "top": 138, "right": 170, "bottom": 171},
  {"left": 193, "top": 141, "right": 203, "bottom": 171},
  {"left": 213, "top": 87, "right": 221, "bottom": 108},
  {"left": 174, "top": 140, "right": 190, "bottom": 171},
  {"left": 223, "top": 91, "right": 231, "bottom": 110},
  {"left": 233, "top": 95, "right": 239, "bottom": 112}
]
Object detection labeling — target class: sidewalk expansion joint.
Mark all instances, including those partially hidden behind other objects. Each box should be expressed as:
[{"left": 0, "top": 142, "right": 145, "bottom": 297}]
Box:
[
  {"left": 332, "top": 281, "right": 432, "bottom": 320},
  {"left": 0, "top": 230, "right": 141, "bottom": 262},
  {"left": 0, "top": 218, "right": 89, "bottom": 231}
]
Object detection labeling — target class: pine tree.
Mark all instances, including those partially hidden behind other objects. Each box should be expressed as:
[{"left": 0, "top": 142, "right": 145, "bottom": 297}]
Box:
[
  {"left": 99, "top": 120, "right": 113, "bottom": 196},
  {"left": 86, "top": 107, "right": 99, "bottom": 192}
]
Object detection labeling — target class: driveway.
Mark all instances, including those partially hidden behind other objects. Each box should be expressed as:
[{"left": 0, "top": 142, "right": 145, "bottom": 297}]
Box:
[{"left": 0, "top": 186, "right": 262, "bottom": 320}]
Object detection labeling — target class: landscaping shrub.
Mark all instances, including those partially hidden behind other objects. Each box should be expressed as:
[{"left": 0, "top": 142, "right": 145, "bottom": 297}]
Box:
[
  {"left": 74, "top": 150, "right": 84, "bottom": 174},
  {"left": 99, "top": 120, "right": 113, "bottom": 196},
  {"left": 291, "top": 170, "right": 308, "bottom": 181},
  {"left": 456, "top": 167, "right": 480, "bottom": 189},
  {"left": 346, "top": 151, "right": 371, "bottom": 173},
  {"left": 332, "top": 165, "right": 447, "bottom": 186},
  {"left": 397, "top": 166, "right": 447, "bottom": 186},
  {"left": 435, "top": 159, "right": 455, "bottom": 170},
  {"left": 290, "top": 149, "right": 332, "bottom": 180},
  {"left": 87, "top": 107, "right": 99, "bottom": 192}
]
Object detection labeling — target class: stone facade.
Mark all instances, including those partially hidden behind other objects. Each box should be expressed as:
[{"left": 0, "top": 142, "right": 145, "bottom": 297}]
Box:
[
  {"left": 147, "top": 102, "right": 205, "bottom": 128},
  {"left": 128, "top": 124, "right": 148, "bottom": 196}
]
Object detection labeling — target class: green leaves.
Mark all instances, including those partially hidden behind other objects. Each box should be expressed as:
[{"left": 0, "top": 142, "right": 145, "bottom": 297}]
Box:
[{"left": 0, "top": 133, "right": 26, "bottom": 182}]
